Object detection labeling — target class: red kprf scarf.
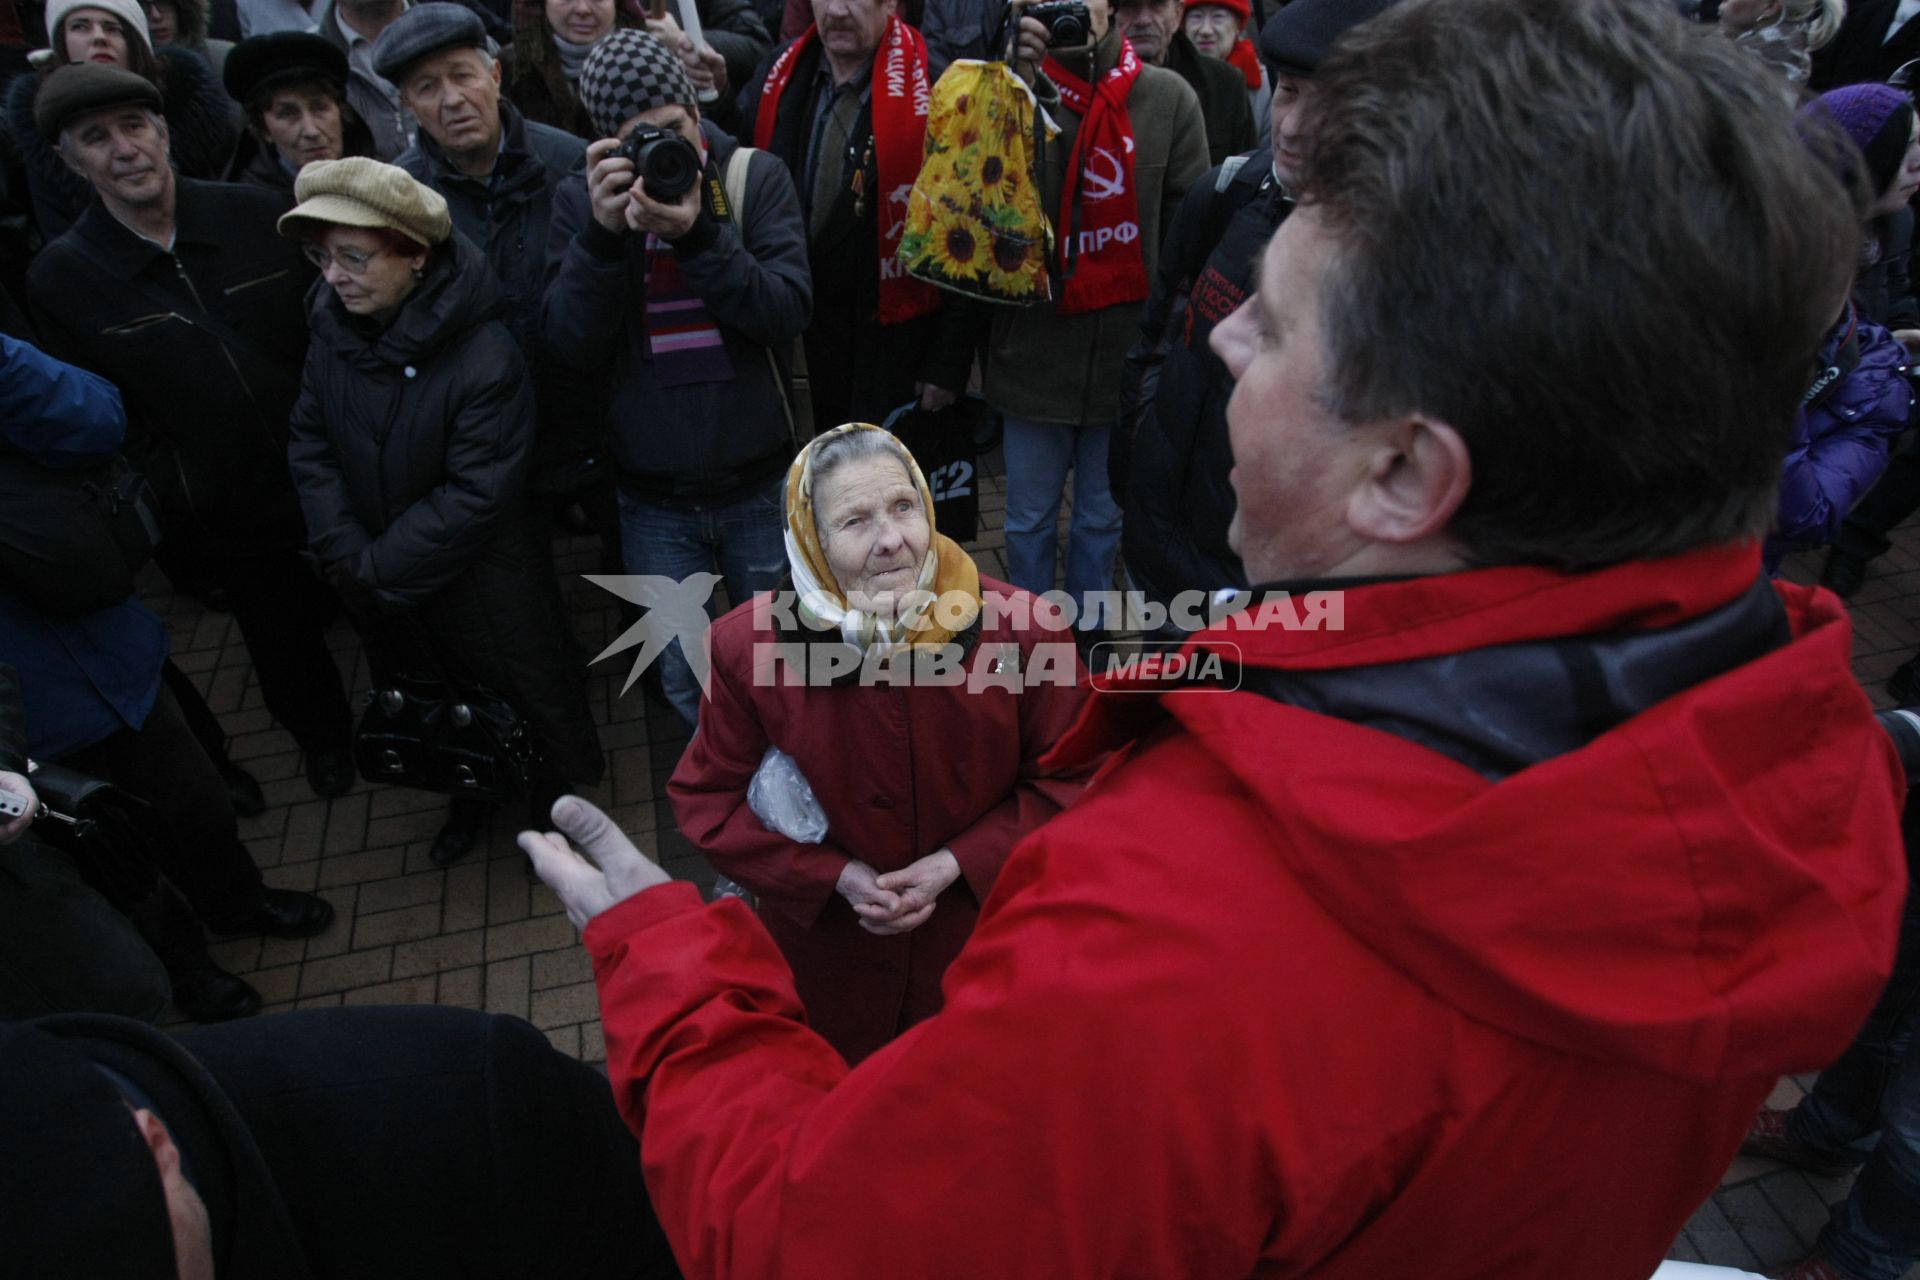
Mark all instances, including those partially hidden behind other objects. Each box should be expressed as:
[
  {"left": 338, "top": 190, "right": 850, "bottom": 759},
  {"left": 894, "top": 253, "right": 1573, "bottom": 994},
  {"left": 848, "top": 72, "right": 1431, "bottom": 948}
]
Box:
[
  {"left": 755, "top": 16, "right": 938, "bottom": 325},
  {"left": 1044, "top": 38, "right": 1148, "bottom": 315}
]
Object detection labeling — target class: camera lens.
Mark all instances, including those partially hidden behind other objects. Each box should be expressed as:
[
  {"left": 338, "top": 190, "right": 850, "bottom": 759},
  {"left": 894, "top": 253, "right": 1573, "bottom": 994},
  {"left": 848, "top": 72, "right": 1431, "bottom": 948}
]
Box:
[{"left": 639, "top": 135, "right": 699, "bottom": 202}]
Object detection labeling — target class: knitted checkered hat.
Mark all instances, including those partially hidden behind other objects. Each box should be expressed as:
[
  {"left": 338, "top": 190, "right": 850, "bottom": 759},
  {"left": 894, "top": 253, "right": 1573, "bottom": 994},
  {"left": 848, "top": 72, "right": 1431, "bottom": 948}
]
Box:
[{"left": 578, "top": 29, "right": 695, "bottom": 140}]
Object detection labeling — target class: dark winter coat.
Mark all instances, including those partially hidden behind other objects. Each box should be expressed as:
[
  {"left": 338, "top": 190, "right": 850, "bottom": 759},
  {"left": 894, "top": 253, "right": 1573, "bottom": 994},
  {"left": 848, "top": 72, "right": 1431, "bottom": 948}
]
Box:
[
  {"left": 1117, "top": 148, "right": 1282, "bottom": 605},
  {"left": 393, "top": 101, "right": 585, "bottom": 356},
  {"left": 500, "top": 30, "right": 602, "bottom": 142},
  {"left": 1163, "top": 32, "right": 1254, "bottom": 168},
  {"left": 739, "top": 36, "right": 975, "bottom": 426},
  {"left": 1774, "top": 306, "right": 1914, "bottom": 557},
  {"left": 287, "top": 232, "right": 602, "bottom": 781},
  {"left": 1854, "top": 206, "right": 1920, "bottom": 331},
  {"left": 25, "top": 178, "right": 314, "bottom": 564},
  {"left": 2, "top": 46, "right": 241, "bottom": 241},
  {"left": 5, "top": 1006, "right": 671, "bottom": 1280},
  {"left": 0, "top": 335, "right": 167, "bottom": 759},
  {"left": 542, "top": 122, "right": 809, "bottom": 493}
]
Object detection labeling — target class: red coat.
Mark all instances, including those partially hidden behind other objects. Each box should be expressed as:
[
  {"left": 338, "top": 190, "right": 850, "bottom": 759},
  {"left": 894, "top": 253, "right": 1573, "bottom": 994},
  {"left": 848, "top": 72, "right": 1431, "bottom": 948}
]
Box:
[
  {"left": 598, "top": 543, "right": 1906, "bottom": 1279},
  {"left": 668, "top": 577, "right": 1092, "bottom": 1062}
]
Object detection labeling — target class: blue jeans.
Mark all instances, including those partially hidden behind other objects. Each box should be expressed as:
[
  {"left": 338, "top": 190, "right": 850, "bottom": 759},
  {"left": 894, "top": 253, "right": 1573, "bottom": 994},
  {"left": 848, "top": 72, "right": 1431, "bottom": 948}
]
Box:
[
  {"left": 617, "top": 478, "right": 787, "bottom": 729},
  {"left": 1788, "top": 811, "right": 1920, "bottom": 1280},
  {"left": 1001, "top": 414, "right": 1122, "bottom": 628}
]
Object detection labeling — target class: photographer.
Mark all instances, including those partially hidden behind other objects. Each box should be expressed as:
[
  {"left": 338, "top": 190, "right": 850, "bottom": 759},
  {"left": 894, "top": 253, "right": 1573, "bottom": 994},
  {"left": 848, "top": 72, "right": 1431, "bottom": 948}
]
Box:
[{"left": 542, "top": 29, "right": 810, "bottom": 730}]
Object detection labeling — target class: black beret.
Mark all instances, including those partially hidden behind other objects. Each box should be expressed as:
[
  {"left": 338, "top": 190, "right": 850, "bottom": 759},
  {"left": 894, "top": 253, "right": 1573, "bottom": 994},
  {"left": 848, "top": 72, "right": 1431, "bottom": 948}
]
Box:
[
  {"left": 371, "top": 1, "right": 488, "bottom": 83},
  {"left": 0, "top": 1021, "right": 178, "bottom": 1279},
  {"left": 223, "top": 30, "right": 348, "bottom": 107},
  {"left": 34, "top": 62, "right": 162, "bottom": 139},
  {"left": 1257, "top": 0, "right": 1404, "bottom": 78}
]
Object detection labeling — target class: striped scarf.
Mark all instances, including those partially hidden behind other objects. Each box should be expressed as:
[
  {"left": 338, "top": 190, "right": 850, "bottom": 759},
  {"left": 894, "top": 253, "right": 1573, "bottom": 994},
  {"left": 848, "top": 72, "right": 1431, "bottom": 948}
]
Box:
[{"left": 645, "top": 233, "right": 735, "bottom": 386}]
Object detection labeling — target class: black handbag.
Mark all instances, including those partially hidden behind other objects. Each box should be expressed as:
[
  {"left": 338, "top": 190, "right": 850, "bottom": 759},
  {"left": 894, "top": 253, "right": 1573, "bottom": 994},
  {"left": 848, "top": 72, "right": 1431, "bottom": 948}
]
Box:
[
  {"left": 351, "top": 624, "right": 536, "bottom": 802},
  {"left": 26, "top": 761, "right": 164, "bottom": 906}
]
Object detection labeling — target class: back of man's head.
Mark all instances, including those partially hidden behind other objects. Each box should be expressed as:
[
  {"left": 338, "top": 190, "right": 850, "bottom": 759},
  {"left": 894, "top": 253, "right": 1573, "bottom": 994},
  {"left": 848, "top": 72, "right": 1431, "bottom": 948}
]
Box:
[{"left": 1296, "top": 0, "right": 1856, "bottom": 570}]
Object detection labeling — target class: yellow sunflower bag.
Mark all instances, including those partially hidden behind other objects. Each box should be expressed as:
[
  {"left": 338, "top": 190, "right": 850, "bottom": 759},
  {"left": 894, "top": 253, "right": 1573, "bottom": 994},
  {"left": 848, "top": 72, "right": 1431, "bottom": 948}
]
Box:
[{"left": 899, "top": 59, "right": 1057, "bottom": 304}]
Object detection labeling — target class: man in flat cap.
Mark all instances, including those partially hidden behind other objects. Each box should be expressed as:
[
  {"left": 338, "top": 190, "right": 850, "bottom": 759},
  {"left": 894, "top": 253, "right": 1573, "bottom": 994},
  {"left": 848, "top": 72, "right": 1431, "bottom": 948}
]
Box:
[
  {"left": 223, "top": 28, "right": 375, "bottom": 191},
  {"left": 380, "top": 3, "right": 584, "bottom": 355},
  {"left": 1115, "top": 0, "right": 1399, "bottom": 630},
  {"left": 543, "top": 29, "right": 808, "bottom": 729},
  {"left": 24, "top": 63, "right": 359, "bottom": 814}
]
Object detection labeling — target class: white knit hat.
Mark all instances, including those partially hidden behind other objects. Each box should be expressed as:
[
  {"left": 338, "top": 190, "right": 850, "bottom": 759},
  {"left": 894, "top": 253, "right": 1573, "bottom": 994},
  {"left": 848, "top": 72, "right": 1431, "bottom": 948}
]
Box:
[{"left": 43, "top": 0, "right": 153, "bottom": 57}]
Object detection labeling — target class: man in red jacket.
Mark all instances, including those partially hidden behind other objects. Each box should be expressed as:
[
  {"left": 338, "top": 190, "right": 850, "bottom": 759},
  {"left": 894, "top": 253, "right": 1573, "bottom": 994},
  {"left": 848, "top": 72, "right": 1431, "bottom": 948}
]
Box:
[{"left": 522, "top": 0, "right": 1909, "bottom": 1275}]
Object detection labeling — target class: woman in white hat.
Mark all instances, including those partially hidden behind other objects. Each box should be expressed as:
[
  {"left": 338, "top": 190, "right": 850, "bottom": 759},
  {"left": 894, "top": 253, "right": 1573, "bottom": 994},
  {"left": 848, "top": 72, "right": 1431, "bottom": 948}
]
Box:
[{"left": 282, "top": 157, "right": 605, "bottom": 867}]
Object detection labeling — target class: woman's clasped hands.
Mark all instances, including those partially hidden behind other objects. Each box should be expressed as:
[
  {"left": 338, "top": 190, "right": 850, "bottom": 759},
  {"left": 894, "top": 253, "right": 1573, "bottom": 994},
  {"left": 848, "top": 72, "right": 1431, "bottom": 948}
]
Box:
[{"left": 836, "top": 850, "right": 961, "bottom": 936}]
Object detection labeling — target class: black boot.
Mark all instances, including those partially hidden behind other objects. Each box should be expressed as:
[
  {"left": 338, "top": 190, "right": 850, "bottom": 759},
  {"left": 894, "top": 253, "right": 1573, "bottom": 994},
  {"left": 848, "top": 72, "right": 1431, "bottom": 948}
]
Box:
[
  {"left": 431, "top": 797, "right": 492, "bottom": 867},
  {"left": 120, "top": 876, "right": 262, "bottom": 1023}
]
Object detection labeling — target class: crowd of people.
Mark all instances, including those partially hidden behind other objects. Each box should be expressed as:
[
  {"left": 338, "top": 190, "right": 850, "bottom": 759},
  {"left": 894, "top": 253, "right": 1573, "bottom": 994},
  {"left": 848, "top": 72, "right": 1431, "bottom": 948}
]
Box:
[{"left": 3, "top": 0, "right": 1920, "bottom": 1275}]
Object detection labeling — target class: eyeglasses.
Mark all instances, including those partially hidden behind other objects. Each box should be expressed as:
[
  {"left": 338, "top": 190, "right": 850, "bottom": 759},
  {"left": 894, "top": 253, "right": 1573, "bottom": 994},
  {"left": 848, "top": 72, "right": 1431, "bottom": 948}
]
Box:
[{"left": 302, "top": 243, "right": 386, "bottom": 275}]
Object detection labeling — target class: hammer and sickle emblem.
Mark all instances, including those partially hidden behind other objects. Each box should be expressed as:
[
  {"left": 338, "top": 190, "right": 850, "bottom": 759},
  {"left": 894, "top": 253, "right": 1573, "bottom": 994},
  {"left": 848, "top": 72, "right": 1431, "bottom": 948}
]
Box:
[{"left": 1083, "top": 146, "right": 1127, "bottom": 202}]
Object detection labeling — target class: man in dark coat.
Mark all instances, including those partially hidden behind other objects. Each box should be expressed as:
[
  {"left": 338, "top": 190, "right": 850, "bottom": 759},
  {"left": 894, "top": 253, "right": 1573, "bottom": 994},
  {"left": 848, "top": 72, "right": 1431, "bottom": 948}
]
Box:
[
  {"left": 25, "top": 63, "right": 357, "bottom": 799},
  {"left": 738, "top": 0, "right": 974, "bottom": 432},
  {"left": 1115, "top": 0, "right": 1396, "bottom": 625},
  {"left": 0, "top": 328, "right": 332, "bottom": 1021},
  {"left": 381, "top": 5, "right": 610, "bottom": 508},
  {"left": 1114, "top": 0, "right": 1253, "bottom": 164},
  {"left": 0, "top": 1005, "right": 679, "bottom": 1280},
  {"left": 544, "top": 31, "right": 809, "bottom": 729}
]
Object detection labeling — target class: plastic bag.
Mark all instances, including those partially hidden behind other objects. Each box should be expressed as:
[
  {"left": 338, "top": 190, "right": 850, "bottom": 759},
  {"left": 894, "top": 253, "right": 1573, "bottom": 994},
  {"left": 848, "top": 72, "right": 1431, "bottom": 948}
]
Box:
[
  {"left": 899, "top": 59, "right": 1056, "bottom": 305},
  {"left": 746, "top": 745, "right": 829, "bottom": 844}
]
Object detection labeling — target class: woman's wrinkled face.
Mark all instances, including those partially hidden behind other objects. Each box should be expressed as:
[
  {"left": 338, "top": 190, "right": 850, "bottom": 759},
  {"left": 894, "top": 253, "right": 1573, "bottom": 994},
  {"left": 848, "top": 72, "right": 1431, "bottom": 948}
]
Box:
[
  {"left": 64, "top": 8, "right": 132, "bottom": 66},
  {"left": 816, "top": 454, "right": 930, "bottom": 616},
  {"left": 545, "top": 0, "right": 615, "bottom": 44},
  {"left": 308, "top": 224, "right": 425, "bottom": 320}
]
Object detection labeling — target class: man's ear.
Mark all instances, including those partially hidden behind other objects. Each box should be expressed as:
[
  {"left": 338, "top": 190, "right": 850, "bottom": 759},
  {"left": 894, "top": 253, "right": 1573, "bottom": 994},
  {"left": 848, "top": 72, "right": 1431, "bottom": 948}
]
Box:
[
  {"left": 1345, "top": 415, "right": 1471, "bottom": 548},
  {"left": 53, "top": 134, "right": 81, "bottom": 177},
  {"left": 489, "top": 56, "right": 502, "bottom": 87}
]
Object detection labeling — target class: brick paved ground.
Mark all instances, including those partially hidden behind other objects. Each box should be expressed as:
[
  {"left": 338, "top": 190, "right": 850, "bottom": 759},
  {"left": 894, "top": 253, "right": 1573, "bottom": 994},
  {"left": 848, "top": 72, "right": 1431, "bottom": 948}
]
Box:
[{"left": 147, "top": 451, "right": 1919, "bottom": 1276}]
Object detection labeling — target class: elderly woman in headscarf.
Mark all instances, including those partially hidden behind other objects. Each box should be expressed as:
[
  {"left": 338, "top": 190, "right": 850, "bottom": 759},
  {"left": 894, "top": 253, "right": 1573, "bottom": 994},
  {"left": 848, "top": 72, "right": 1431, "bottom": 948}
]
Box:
[
  {"left": 281, "top": 157, "right": 604, "bottom": 867},
  {"left": 669, "top": 423, "right": 1094, "bottom": 1065}
]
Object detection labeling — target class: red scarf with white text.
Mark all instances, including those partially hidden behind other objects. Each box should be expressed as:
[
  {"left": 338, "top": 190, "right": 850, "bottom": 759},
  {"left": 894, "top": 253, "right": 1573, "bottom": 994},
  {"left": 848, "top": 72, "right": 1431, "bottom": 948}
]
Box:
[
  {"left": 755, "top": 16, "right": 939, "bottom": 325},
  {"left": 1044, "top": 39, "right": 1148, "bottom": 315}
]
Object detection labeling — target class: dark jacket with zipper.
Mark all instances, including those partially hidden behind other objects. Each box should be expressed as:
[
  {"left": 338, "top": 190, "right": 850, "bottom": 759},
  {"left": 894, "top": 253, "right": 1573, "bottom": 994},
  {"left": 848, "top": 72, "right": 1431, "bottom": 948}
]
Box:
[
  {"left": 394, "top": 101, "right": 586, "bottom": 357},
  {"left": 396, "top": 103, "right": 592, "bottom": 480},
  {"left": 287, "top": 232, "right": 602, "bottom": 781},
  {"left": 25, "top": 178, "right": 313, "bottom": 563},
  {"left": 541, "top": 121, "right": 809, "bottom": 495}
]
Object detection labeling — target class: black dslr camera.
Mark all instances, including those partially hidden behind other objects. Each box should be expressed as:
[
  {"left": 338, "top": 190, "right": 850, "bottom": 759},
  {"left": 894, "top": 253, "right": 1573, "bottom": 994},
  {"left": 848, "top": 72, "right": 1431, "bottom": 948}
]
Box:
[
  {"left": 1026, "top": 0, "right": 1090, "bottom": 47},
  {"left": 615, "top": 125, "right": 701, "bottom": 202}
]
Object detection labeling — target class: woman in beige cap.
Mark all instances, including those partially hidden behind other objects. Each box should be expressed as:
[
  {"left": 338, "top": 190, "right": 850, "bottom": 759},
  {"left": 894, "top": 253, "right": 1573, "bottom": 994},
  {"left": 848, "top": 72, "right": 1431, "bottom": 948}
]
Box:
[{"left": 281, "top": 157, "right": 605, "bottom": 867}]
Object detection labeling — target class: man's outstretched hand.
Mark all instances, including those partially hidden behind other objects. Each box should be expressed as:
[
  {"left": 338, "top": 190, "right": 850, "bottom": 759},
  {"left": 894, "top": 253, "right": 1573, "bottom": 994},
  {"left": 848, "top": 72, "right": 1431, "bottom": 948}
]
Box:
[{"left": 520, "top": 796, "right": 672, "bottom": 930}]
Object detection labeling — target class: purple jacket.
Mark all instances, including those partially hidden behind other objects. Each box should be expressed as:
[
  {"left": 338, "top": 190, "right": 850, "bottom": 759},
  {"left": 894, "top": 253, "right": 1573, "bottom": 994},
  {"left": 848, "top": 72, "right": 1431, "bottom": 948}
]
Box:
[{"left": 1772, "top": 307, "right": 1913, "bottom": 564}]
